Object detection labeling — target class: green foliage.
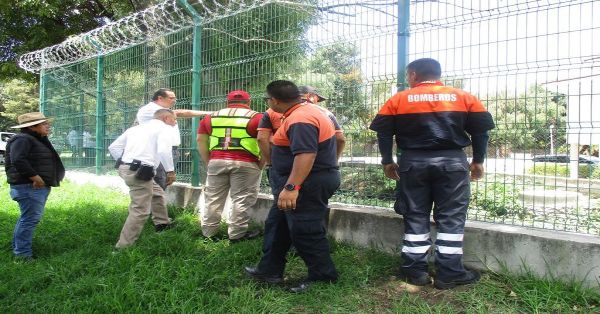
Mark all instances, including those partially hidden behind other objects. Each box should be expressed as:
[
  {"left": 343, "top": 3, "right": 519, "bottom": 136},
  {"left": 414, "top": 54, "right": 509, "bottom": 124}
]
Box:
[
  {"left": 310, "top": 43, "right": 368, "bottom": 130},
  {"left": 0, "top": 79, "right": 39, "bottom": 130},
  {"left": 471, "top": 181, "right": 526, "bottom": 217},
  {"left": 0, "top": 176, "right": 598, "bottom": 312},
  {"left": 337, "top": 163, "right": 395, "bottom": 203},
  {"left": 486, "top": 85, "right": 567, "bottom": 152},
  {"left": 528, "top": 163, "right": 598, "bottom": 178},
  {"left": 590, "top": 167, "right": 600, "bottom": 180},
  {"left": 528, "top": 163, "right": 570, "bottom": 177},
  {"left": 199, "top": 3, "right": 315, "bottom": 99},
  {"left": 0, "top": 0, "right": 159, "bottom": 80}
]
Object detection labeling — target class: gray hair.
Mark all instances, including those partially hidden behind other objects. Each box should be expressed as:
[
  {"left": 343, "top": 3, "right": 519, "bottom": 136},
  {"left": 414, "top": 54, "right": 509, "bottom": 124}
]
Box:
[{"left": 153, "top": 109, "right": 175, "bottom": 119}]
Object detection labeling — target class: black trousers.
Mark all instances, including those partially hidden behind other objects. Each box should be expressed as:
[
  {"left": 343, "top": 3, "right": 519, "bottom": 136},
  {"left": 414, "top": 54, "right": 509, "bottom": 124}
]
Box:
[
  {"left": 395, "top": 149, "right": 470, "bottom": 281},
  {"left": 257, "top": 168, "right": 340, "bottom": 282}
]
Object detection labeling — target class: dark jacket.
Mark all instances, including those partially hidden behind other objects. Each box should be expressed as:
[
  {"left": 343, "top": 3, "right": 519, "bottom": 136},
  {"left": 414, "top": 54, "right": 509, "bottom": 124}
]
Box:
[{"left": 5, "top": 129, "right": 65, "bottom": 186}]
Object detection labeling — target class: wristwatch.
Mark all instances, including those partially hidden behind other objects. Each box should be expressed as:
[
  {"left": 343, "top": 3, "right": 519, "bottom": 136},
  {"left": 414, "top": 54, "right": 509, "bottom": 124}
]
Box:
[{"left": 284, "top": 183, "right": 301, "bottom": 191}]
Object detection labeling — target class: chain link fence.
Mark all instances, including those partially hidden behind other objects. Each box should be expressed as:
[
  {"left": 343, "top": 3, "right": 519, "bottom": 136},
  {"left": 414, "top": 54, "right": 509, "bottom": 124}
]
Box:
[{"left": 19, "top": 0, "right": 600, "bottom": 235}]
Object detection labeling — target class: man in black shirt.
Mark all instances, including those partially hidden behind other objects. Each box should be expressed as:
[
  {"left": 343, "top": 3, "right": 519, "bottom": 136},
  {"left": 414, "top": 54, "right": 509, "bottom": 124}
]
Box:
[{"left": 5, "top": 112, "right": 65, "bottom": 261}]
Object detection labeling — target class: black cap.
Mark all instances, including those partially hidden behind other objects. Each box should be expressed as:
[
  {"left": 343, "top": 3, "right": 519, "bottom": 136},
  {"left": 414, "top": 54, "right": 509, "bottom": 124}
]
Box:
[{"left": 299, "top": 85, "right": 327, "bottom": 102}]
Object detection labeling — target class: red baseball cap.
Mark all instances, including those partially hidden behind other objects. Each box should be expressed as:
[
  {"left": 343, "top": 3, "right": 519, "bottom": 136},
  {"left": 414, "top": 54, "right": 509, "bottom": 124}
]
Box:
[{"left": 226, "top": 90, "right": 250, "bottom": 102}]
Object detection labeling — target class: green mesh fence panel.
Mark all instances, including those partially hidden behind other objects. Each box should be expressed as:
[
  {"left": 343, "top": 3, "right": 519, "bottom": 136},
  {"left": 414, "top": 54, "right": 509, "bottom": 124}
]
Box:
[
  {"left": 43, "top": 60, "right": 98, "bottom": 170},
  {"left": 18, "top": 0, "right": 600, "bottom": 235}
]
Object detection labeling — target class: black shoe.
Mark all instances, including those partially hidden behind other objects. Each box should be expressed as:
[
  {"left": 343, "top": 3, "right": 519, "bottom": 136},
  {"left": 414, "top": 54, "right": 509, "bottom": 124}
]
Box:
[
  {"left": 155, "top": 223, "right": 174, "bottom": 232},
  {"left": 434, "top": 270, "right": 481, "bottom": 290},
  {"left": 230, "top": 229, "right": 261, "bottom": 243},
  {"left": 244, "top": 266, "right": 283, "bottom": 284},
  {"left": 398, "top": 271, "right": 432, "bottom": 286}
]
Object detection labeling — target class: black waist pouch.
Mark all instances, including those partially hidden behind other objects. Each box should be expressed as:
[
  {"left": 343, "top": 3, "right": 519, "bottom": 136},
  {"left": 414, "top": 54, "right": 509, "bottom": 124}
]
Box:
[
  {"left": 114, "top": 158, "right": 122, "bottom": 169},
  {"left": 135, "top": 164, "right": 155, "bottom": 181}
]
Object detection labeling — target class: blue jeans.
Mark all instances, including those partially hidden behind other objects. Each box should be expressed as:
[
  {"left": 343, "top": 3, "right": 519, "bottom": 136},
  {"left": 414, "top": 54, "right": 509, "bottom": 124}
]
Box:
[{"left": 10, "top": 184, "right": 51, "bottom": 258}]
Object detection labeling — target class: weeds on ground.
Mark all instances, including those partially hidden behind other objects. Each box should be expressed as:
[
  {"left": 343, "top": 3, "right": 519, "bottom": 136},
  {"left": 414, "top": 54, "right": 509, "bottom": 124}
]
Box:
[{"left": 0, "top": 177, "right": 598, "bottom": 313}]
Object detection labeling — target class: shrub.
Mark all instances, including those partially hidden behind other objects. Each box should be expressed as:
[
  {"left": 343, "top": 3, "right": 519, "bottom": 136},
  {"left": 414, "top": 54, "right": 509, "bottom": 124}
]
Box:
[
  {"left": 528, "top": 163, "right": 569, "bottom": 177},
  {"left": 470, "top": 181, "right": 527, "bottom": 217},
  {"left": 527, "top": 163, "right": 597, "bottom": 178},
  {"left": 590, "top": 166, "right": 600, "bottom": 179},
  {"left": 338, "top": 163, "right": 395, "bottom": 201}
]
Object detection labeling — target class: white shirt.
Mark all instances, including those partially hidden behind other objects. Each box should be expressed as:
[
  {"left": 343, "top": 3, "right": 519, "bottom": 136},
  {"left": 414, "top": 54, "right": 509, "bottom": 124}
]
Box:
[
  {"left": 137, "top": 102, "right": 181, "bottom": 146},
  {"left": 82, "top": 131, "right": 95, "bottom": 148},
  {"left": 108, "top": 119, "right": 175, "bottom": 171},
  {"left": 67, "top": 130, "right": 78, "bottom": 146}
]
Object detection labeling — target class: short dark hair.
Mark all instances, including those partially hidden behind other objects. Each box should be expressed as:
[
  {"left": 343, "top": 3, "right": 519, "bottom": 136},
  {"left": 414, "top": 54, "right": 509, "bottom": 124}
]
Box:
[
  {"left": 406, "top": 58, "right": 442, "bottom": 79},
  {"left": 152, "top": 88, "right": 173, "bottom": 101},
  {"left": 266, "top": 80, "right": 301, "bottom": 102}
]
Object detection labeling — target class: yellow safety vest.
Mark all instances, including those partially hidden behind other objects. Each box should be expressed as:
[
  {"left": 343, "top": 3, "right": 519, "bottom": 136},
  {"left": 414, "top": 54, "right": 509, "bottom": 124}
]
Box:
[{"left": 209, "top": 107, "right": 260, "bottom": 157}]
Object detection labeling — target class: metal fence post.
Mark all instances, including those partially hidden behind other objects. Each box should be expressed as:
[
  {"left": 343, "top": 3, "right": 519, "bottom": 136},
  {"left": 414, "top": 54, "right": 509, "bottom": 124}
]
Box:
[
  {"left": 397, "top": 0, "right": 410, "bottom": 91},
  {"left": 179, "top": 0, "right": 203, "bottom": 187},
  {"left": 395, "top": 0, "right": 410, "bottom": 190},
  {"left": 39, "top": 69, "right": 46, "bottom": 113},
  {"left": 95, "top": 55, "right": 105, "bottom": 175}
]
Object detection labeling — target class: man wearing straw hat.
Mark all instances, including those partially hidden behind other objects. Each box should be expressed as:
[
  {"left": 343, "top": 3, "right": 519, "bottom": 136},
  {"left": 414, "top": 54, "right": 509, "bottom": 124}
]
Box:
[{"left": 5, "top": 112, "right": 65, "bottom": 262}]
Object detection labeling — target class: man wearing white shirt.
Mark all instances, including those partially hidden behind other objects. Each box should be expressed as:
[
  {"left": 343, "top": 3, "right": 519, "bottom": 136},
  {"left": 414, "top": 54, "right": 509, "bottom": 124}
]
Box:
[
  {"left": 109, "top": 109, "right": 178, "bottom": 249},
  {"left": 136, "top": 88, "right": 210, "bottom": 190}
]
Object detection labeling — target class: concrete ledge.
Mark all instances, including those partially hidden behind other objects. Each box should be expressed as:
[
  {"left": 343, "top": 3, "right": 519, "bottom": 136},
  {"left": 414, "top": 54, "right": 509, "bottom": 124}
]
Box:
[
  {"left": 66, "top": 172, "right": 600, "bottom": 287},
  {"left": 325, "top": 203, "right": 600, "bottom": 287},
  {"left": 165, "top": 184, "right": 600, "bottom": 288},
  {"left": 165, "top": 182, "right": 203, "bottom": 209},
  {"left": 463, "top": 222, "right": 600, "bottom": 287}
]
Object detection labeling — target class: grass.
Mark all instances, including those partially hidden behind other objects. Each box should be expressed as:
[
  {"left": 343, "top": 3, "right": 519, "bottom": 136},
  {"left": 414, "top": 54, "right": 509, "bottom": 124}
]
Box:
[{"left": 0, "top": 174, "right": 599, "bottom": 313}]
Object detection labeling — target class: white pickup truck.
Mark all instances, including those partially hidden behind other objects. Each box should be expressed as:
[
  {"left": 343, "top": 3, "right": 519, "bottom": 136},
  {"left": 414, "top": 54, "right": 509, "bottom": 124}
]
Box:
[{"left": 0, "top": 132, "right": 16, "bottom": 164}]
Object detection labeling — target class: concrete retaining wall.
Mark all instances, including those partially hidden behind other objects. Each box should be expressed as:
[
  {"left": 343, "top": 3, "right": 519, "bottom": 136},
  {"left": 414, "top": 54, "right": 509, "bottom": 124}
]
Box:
[{"left": 164, "top": 184, "right": 600, "bottom": 288}]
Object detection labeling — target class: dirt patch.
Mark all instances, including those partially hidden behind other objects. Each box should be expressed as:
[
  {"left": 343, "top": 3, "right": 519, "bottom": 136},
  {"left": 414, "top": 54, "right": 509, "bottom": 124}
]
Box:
[{"left": 364, "top": 275, "right": 467, "bottom": 312}]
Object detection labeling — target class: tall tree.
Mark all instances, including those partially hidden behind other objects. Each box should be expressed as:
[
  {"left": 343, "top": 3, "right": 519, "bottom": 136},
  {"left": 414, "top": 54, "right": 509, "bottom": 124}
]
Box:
[
  {"left": 0, "top": 79, "right": 39, "bottom": 130},
  {"left": 0, "top": 0, "right": 158, "bottom": 80},
  {"left": 198, "top": 2, "right": 315, "bottom": 103},
  {"left": 309, "top": 43, "right": 367, "bottom": 129},
  {"left": 486, "top": 85, "right": 567, "bottom": 154}
]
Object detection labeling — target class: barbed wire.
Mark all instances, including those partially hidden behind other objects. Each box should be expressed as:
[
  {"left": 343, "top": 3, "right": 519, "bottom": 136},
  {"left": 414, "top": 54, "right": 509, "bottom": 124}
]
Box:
[
  {"left": 17, "top": 0, "right": 293, "bottom": 73},
  {"left": 18, "top": 0, "right": 572, "bottom": 73}
]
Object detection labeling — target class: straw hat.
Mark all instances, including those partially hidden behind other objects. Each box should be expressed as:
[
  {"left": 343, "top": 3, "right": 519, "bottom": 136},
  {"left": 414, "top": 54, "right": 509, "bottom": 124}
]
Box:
[{"left": 10, "top": 112, "right": 52, "bottom": 129}]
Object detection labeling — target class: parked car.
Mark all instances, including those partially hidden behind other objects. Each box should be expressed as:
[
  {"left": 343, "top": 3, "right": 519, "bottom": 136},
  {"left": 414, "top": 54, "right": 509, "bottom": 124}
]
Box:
[
  {"left": 532, "top": 154, "right": 600, "bottom": 165},
  {"left": 0, "top": 132, "right": 16, "bottom": 164}
]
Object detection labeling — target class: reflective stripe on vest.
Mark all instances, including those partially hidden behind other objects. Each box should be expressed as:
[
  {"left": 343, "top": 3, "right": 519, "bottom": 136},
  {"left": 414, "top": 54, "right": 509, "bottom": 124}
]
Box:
[{"left": 208, "top": 107, "right": 260, "bottom": 157}]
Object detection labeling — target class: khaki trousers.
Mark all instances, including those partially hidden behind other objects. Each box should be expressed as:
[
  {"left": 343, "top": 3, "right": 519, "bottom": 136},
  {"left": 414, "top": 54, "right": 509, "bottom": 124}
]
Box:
[
  {"left": 201, "top": 159, "right": 261, "bottom": 239},
  {"left": 115, "top": 165, "right": 171, "bottom": 248}
]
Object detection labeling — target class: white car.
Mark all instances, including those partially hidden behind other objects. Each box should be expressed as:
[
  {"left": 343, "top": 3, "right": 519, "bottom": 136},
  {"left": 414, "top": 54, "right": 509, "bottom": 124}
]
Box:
[{"left": 0, "top": 132, "right": 16, "bottom": 164}]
